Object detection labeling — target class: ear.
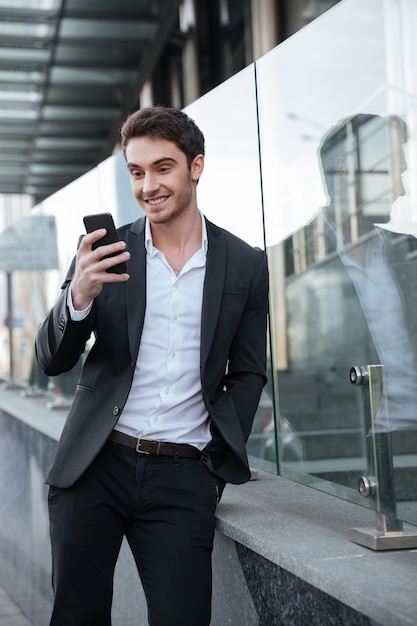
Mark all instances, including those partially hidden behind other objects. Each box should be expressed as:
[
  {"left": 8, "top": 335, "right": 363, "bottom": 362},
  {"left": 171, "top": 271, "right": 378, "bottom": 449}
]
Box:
[{"left": 191, "top": 154, "right": 204, "bottom": 182}]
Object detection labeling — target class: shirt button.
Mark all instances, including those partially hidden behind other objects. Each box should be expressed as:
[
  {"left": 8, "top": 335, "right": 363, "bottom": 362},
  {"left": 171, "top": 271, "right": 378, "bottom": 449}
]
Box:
[{"left": 171, "top": 352, "right": 176, "bottom": 358}]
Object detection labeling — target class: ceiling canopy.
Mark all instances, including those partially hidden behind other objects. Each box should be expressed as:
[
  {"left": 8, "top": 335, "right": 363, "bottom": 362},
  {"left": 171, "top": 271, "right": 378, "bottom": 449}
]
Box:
[{"left": 0, "top": 0, "right": 181, "bottom": 203}]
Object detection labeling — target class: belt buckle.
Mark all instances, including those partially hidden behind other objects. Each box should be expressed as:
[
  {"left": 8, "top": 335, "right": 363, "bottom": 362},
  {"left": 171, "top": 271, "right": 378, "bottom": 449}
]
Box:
[{"left": 136, "top": 438, "right": 150, "bottom": 454}]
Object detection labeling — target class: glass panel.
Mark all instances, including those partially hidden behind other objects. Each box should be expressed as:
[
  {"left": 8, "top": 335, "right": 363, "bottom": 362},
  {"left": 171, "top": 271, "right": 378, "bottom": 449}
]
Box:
[
  {"left": 257, "top": 0, "right": 417, "bottom": 523},
  {"left": 42, "top": 105, "right": 119, "bottom": 121},
  {"left": 0, "top": 88, "right": 42, "bottom": 103},
  {"left": 35, "top": 136, "right": 104, "bottom": 149},
  {"left": 0, "top": 103, "right": 38, "bottom": 120},
  {"left": 50, "top": 66, "right": 135, "bottom": 84},
  {"left": 185, "top": 66, "right": 277, "bottom": 473},
  {"left": 65, "top": 0, "right": 164, "bottom": 13},
  {"left": 59, "top": 18, "right": 157, "bottom": 40},
  {"left": 55, "top": 43, "right": 139, "bottom": 65},
  {"left": 0, "top": 70, "right": 45, "bottom": 83},
  {"left": 0, "top": 48, "right": 49, "bottom": 63},
  {"left": 0, "top": 1, "right": 60, "bottom": 8},
  {"left": 47, "top": 85, "right": 119, "bottom": 106},
  {"left": 38, "top": 119, "right": 111, "bottom": 134},
  {"left": 184, "top": 67, "right": 263, "bottom": 248},
  {"left": 0, "top": 121, "right": 37, "bottom": 134},
  {"left": 0, "top": 138, "right": 32, "bottom": 149},
  {"left": 0, "top": 22, "right": 55, "bottom": 38},
  {"left": 30, "top": 163, "right": 89, "bottom": 174}
]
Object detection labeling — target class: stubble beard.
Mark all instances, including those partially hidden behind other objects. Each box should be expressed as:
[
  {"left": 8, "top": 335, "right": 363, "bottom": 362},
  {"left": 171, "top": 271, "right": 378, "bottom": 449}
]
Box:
[{"left": 140, "top": 177, "right": 194, "bottom": 225}]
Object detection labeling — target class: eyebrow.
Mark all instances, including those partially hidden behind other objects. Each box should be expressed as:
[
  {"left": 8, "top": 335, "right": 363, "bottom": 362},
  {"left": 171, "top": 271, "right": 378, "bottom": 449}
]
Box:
[{"left": 127, "top": 157, "right": 177, "bottom": 169}]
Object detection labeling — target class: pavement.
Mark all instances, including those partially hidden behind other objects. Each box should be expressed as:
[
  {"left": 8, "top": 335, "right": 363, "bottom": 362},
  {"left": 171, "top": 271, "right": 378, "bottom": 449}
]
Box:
[{"left": 0, "top": 587, "right": 33, "bottom": 626}]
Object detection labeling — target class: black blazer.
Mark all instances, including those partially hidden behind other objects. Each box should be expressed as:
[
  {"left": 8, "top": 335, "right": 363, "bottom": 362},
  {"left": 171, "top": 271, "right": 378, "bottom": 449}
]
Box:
[{"left": 35, "top": 217, "right": 269, "bottom": 488}]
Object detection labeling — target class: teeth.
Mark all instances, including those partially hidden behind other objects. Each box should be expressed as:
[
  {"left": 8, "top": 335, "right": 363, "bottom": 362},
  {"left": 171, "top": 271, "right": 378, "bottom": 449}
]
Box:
[{"left": 148, "top": 197, "right": 167, "bottom": 205}]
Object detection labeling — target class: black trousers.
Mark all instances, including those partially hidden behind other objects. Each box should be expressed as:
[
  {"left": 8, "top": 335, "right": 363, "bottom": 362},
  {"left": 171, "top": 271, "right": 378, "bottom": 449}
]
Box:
[{"left": 48, "top": 440, "right": 218, "bottom": 625}]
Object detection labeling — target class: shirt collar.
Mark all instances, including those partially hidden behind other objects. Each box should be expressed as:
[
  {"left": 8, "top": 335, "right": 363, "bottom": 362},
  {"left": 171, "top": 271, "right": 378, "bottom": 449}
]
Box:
[{"left": 144, "top": 212, "right": 208, "bottom": 257}]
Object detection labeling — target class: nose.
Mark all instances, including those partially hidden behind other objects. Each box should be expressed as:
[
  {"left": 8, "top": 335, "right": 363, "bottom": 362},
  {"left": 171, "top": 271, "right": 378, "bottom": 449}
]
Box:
[{"left": 142, "top": 171, "right": 159, "bottom": 195}]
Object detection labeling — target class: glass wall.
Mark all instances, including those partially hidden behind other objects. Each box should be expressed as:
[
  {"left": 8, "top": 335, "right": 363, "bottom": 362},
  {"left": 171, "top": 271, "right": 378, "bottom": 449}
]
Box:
[{"left": 1, "top": 0, "right": 417, "bottom": 528}]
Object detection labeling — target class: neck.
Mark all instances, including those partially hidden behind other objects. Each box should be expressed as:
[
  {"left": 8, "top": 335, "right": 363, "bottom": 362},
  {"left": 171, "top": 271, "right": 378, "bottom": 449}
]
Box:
[
  {"left": 151, "top": 210, "right": 203, "bottom": 274},
  {"left": 152, "top": 209, "right": 201, "bottom": 251}
]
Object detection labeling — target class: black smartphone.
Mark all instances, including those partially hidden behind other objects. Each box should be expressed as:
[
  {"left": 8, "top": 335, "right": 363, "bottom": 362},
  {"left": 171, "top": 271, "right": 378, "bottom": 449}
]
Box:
[{"left": 83, "top": 212, "right": 127, "bottom": 274}]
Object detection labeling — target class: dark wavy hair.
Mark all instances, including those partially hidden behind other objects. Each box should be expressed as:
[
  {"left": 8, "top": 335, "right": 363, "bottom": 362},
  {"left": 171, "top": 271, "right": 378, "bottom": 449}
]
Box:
[{"left": 120, "top": 106, "right": 205, "bottom": 168}]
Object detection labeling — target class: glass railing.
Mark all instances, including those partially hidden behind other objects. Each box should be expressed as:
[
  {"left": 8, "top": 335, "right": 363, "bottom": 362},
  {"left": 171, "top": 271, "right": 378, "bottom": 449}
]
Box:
[
  {"left": 256, "top": 0, "right": 417, "bottom": 534},
  {"left": 1, "top": 0, "right": 416, "bottom": 534}
]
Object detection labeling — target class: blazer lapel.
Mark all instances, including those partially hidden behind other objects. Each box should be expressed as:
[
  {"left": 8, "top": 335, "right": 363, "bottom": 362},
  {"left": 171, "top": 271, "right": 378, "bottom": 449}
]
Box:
[
  {"left": 201, "top": 221, "right": 226, "bottom": 366},
  {"left": 125, "top": 218, "right": 146, "bottom": 363}
]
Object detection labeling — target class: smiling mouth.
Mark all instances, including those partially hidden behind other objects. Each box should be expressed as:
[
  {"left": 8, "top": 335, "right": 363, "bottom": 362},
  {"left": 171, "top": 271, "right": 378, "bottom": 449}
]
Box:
[{"left": 147, "top": 196, "right": 169, "bottom": 206}]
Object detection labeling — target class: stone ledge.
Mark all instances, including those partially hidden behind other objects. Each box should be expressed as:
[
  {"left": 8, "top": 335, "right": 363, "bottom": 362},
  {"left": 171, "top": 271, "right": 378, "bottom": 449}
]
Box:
[{"left": 217, "top": 473, "right": 417, "bottom": 626}]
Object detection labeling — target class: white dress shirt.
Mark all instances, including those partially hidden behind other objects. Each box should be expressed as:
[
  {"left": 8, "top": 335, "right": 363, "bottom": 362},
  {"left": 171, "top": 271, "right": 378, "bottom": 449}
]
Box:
[{"left": 69, "top": 216, "right": 211, "bottom": 449}]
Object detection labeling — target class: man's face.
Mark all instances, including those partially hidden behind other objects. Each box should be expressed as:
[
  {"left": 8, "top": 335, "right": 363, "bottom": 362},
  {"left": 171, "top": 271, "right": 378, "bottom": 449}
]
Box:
[{"left": 125, "top": 136, "right": 203, "bottom": 225}]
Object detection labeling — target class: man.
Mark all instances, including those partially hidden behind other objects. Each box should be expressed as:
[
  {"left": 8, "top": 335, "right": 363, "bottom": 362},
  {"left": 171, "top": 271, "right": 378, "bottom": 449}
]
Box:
[{"left": 35, "top": 106, "right": 269, "bottom": 625}]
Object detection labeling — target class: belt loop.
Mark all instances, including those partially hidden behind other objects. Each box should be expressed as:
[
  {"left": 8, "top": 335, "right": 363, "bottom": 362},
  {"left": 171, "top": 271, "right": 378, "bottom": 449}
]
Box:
[{"left": 156, "top": 441, "right": 162, "bottom": 456}]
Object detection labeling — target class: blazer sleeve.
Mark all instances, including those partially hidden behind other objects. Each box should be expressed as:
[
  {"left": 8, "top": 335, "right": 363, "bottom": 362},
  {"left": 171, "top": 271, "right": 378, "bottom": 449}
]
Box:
[{"left": 35, "top": 257, "right": 95, "bottom": 376}]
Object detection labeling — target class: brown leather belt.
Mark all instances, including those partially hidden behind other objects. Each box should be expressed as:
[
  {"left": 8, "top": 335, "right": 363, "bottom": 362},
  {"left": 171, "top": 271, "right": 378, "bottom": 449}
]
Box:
[{"left": 109, "top": 430, "right": 201, "bottom": 459}]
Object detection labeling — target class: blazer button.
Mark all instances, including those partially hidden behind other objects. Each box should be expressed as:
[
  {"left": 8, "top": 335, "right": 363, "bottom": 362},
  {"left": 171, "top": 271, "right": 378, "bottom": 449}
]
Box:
[{"left": 113, "top": 406, "right": 120, "bottom": 416}]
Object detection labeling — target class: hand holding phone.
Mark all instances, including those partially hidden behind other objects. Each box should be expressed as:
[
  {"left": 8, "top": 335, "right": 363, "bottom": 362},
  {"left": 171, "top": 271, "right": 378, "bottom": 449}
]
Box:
[{"left": 83, "top": 212, "right": 128, "bottom": 274}]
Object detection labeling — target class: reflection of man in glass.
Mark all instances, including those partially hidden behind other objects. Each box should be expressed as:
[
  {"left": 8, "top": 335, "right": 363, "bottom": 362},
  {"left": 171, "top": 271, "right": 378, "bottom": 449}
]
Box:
[{"left": 318, "top": 113, "right": 417, "bottom": 433}]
